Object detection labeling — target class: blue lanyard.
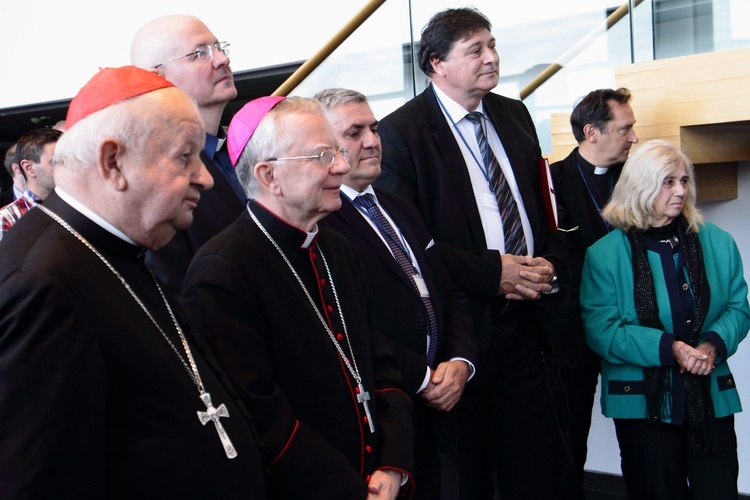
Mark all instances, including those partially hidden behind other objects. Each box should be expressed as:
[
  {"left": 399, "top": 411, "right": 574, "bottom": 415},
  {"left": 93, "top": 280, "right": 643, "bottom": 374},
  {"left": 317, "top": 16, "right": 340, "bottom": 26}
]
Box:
[
  {"left": 575, "top": 159, "right": 613, "bottom": 232},
  {"left": 345, "top": 193, "right": 417, "bottom": 266},
  {"left": 435, "top": 91, "right": 492, "bottom": 185}
]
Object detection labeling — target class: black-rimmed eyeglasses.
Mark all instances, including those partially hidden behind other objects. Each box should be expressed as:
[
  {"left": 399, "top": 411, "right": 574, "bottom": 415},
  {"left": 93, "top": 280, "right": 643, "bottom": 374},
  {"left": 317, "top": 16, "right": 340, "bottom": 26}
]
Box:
[
  {"left": 154, "top": 41, "right": 230, "bottom": 69},
  {"left": 267, "top": 148, "right": 348, "bottom": 167}
]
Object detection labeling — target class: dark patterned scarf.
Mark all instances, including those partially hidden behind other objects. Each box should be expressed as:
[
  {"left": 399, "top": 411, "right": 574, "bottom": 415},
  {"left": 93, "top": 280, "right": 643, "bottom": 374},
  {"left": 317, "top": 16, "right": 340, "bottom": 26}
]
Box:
[{"left": 626, "top": 215, "right": 716, "bottom": 455}]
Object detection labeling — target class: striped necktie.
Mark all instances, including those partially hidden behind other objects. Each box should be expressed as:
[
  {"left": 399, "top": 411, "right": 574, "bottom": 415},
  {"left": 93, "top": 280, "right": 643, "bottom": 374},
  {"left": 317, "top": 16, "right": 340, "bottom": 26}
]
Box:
[
  {"left": 354, "top": 194, "right": 439, "bottom": 366},
  {"left": 465, "top": 112, "right": 527, "bottom": 256}
]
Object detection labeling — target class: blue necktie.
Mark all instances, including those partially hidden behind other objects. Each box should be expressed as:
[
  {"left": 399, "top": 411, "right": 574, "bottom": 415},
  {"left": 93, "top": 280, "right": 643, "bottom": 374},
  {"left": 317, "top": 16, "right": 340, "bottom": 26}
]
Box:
[
  {"left": 354, "top": 194, "right": 439, "bottom": 367},
  {"left": 465, "top": 112, "right": 527, "bottom": 256}
]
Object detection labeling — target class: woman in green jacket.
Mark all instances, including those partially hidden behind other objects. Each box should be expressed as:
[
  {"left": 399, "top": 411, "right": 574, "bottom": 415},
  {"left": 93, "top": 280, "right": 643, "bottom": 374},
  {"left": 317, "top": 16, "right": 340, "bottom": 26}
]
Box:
[{"left": 581, "top": 139, "right": 750, "bottom": 500}]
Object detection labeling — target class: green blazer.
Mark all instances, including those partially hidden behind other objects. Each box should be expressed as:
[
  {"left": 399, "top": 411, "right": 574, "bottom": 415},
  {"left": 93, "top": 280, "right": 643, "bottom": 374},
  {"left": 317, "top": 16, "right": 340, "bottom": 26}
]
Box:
[{"left": 581, "top": 222, "right": 750, "bottom": 420}]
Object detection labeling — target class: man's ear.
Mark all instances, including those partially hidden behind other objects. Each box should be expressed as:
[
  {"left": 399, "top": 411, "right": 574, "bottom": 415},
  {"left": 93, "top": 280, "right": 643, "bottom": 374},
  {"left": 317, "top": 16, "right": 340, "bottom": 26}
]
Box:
[
  {"left": 583, "top": 123, "right": 599, "bottom": 143},
  {"left": 19, "top": 159, "right": 34, "bottom": 178},
  {"left": 97, "top": 138, "right": 128, "bottom": 191},
  {"left": 152, "top": 66, "right": 166, "bottom": 79},
  {"left": 431, "top": 57, "right": 445, "bottom": 77},
  {"left": 254, "top": 161, "right": 281, "bottom": 196}
]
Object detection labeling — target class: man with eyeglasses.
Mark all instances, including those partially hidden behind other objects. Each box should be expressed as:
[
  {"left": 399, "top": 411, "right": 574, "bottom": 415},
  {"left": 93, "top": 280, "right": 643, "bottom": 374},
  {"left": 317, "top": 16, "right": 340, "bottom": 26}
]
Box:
[
  {"left": 131, "top": 15, "right": 245, "bottom": 298},
  {"left": 182, "top": 96, "right": 415, "bottom": 499}
]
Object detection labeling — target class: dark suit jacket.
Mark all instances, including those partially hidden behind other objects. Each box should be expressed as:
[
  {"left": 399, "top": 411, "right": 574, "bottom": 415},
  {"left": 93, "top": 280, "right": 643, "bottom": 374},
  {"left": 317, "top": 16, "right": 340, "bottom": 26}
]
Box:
[
  {"left": 376, "top": 86, "right": 555, "bottom": 360},
  {"left": 549, "top": 148, "right": 621, "bottom": 290},
  {"left": 540, "top": 148, "right": 621, "bottom": 367},
  {"left": 146, "top": 150, "right": 245, "bottom": 298},
  {"left": 0, "top": 187, "right": 14, "bottom": 207},
  {"left": 319, "top": 189, "right": 475, "bottom": 394},
  {"left": 0, "top": 193, "right": 266, "bottom": 499}
]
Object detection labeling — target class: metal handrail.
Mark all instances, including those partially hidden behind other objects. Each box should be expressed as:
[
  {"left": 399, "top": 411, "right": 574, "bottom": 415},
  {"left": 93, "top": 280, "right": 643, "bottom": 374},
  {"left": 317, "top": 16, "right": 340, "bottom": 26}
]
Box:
[
  {"left": 273, "top": 0, "right": 642, "bottom": 101},
  {"left": 273, "top": 0, "right": 387, "bottom": 96},
  {"left": 520, "top": 0, "right": 644, "bottom": 100}
]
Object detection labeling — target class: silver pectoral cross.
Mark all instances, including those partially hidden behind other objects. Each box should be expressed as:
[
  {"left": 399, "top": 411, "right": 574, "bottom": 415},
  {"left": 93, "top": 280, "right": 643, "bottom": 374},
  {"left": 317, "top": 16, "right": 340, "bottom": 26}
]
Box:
[
  {"left": 357, "top": 383, "right": 375, "bottom": 434},
  {"left": 197, "top": 392, "right": 238, "bottom": 459}
]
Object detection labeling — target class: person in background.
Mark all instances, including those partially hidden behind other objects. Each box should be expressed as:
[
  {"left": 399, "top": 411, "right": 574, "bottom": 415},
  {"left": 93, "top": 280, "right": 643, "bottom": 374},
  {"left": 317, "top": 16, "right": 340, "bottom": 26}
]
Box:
[
  {"left": 182, "top": 96, "right": 414, "bottom": 499},
  {"left": 0, "top": 128, "right": 62, "bottom": 240},
  {"left": 543, "top": 87, "right": 638, "bottom": 499},
  {"left": 0, "top": 66, "right": 267, "bottom": 498},
  {"left": 581, "top": 139, "right": 749, "bottom": 500},
  {"left": 315, "top": 87, "right": 476, "bottom": 498},
  {"left": 131, "top": 14, "right": 245, "bottom": 297},
  {"left": 1, "top": 144, "right": 25, "bottom": 206},
  {"left": 376, "top": 7, "right": 559, "bottom": 498}
]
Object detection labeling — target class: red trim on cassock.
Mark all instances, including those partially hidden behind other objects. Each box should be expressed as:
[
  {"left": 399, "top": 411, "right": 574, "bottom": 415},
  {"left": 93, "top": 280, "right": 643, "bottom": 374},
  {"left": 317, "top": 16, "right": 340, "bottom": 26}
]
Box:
[{"left": 270, "top": 419, "right": 300, "bottom": 467}]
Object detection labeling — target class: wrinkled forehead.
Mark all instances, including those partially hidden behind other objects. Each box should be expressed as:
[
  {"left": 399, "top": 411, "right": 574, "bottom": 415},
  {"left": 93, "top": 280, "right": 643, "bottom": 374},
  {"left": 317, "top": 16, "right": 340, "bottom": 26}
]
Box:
[{"left": 279, "top": 111, "right": 334, "bottom": 145}]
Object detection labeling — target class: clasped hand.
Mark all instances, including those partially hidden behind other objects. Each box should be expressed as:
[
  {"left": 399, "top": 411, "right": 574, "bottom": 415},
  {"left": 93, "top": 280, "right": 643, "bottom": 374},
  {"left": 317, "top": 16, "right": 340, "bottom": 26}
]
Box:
[
  {"left": 499, "top": 254, "right": 555, "bottom": 300},
  {"left": 367, "top": 469, "right": 402, "bottom": 500},
  {"left": 672, "top": 340, "right": 717, "bottom": 376},
  {"left": 422, "top": 360, "right": 471, "bottom": 412}
]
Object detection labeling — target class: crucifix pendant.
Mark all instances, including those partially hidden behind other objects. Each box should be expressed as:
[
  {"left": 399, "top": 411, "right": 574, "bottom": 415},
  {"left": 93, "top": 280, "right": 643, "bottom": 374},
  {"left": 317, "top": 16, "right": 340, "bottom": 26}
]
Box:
[
  {"left": 356, "top": 383, "right": 375, "bottom": 434},
  {"left": 197, "top": 392, "right": 238, "bottom": 459}
]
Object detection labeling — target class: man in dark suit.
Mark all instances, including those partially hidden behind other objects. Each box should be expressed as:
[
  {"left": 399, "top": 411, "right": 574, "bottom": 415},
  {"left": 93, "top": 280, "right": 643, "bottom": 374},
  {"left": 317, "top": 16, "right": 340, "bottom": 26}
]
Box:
[
  {"left": 182, "top": 96, "right": 414, "bottom": 499},
  {"left": 376, "top": 7, "right": 560, "bottom": 499},
  {"left": 0, "top": 66, "right": 266, "bottom": 498},
  {"left": 315, "top": 88, "right": 476, "bottom": 499},
  {"left": 543, "top": 87, "right": 638, "bottom": 499},
  {"left": 131, "top": 15, "right": 245, "bottom": 297}
]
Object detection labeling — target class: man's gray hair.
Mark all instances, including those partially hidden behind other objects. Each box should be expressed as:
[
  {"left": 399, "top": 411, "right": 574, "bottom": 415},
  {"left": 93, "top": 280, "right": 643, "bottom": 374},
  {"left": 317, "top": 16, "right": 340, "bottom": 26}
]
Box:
[{"left": 313, "top": 88, "right": 369, "bottom": 110}]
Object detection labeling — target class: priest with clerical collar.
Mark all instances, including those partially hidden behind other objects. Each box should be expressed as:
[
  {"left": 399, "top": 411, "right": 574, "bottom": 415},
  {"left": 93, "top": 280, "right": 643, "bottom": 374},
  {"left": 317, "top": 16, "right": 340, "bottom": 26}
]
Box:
[
  {"left": 544, "top": 87, "right": 639, "bottom": 499},
  {"left": 182, "top": 96, "right": 415, "bottom": 499},
  {"left": 0, "top": 66, "right": 267, "bottom": 498}
]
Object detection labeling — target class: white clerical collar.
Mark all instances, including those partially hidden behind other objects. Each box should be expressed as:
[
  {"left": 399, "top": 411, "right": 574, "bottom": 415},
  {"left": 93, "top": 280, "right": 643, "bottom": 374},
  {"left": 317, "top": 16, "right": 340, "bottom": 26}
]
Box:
[
  {"left": 300, "top": 226, "right": 318, "bottom": 248},
  {"left": 215, "top": 136, "right": 226, "bottom": 152},
  {"left": 432, "top": 83, "right": 486, "bottom": 122},
  {"left": 594, "top": 166, "right": 610, "bottom": 175},
  {"left": 55, "top": 188, "right": 138, "bottom": 245},
  {"left": 340, "top": 183, "right": 376, "bottom": 202}
]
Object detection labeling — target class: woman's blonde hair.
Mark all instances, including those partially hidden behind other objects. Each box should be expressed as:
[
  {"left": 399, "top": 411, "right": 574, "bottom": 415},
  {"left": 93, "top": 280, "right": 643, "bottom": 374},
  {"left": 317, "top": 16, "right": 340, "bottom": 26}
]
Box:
[{"left": 602, "top": 139, "right": 702, "bottom": 232}]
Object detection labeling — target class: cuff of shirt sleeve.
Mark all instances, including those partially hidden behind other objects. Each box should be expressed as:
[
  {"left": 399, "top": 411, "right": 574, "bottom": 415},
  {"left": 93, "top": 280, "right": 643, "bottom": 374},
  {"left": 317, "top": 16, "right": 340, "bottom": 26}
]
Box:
[
  {"left": 541, "top": 274, "right": 560, "bottom": 295},
  {"left": 450, "top": 357, "right": 476, "bottom": 381},
  {"left": 417, "top": 368, "right": 431, "bottom": 393}
]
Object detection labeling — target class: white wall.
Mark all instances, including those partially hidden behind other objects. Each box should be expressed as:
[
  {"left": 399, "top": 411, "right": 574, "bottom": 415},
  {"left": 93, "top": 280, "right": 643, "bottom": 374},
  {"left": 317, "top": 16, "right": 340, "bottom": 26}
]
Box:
[{"left": 585, "top": 162, "right": 750, "bottom": 495}]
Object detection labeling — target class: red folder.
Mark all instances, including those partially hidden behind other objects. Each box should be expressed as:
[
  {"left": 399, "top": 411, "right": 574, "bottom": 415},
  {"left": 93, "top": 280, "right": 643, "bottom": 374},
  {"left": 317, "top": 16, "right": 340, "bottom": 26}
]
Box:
[{"left": 538, "top": 157, "right": 558, "bottom": 233}]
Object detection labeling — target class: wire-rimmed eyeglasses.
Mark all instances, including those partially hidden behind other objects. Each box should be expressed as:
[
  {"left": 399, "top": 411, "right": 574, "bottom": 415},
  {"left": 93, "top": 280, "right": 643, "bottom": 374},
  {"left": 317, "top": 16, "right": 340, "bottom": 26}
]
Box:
[
  {"left": 154, "top": 41, "right": 230, "bottom": 69},
  {"left": 267, "top": 148, "right": 348, "bottom": 167}
]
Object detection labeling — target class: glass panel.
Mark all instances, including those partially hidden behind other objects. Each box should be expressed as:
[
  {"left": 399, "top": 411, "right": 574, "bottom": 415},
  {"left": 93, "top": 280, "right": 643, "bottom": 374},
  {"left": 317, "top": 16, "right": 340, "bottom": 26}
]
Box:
[
  {"left": 293, "top": 0, "right": 638, "bottom": 154},
  {"left": 289, "top": 0, "right": 749, "bottom": 155}
]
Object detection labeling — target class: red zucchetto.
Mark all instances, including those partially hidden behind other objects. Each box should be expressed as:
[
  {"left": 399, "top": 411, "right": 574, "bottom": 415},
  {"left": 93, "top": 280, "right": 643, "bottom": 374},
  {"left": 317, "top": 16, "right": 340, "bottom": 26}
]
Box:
[{"left": 66, "top": 66, "right": 174, "bottom": 129}]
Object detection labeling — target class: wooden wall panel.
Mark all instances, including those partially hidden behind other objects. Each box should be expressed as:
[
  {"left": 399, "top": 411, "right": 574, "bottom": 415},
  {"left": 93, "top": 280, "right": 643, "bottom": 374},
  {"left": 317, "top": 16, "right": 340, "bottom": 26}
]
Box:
[{"left": 547, "top": 47, "right": 750, "bottom": 199}]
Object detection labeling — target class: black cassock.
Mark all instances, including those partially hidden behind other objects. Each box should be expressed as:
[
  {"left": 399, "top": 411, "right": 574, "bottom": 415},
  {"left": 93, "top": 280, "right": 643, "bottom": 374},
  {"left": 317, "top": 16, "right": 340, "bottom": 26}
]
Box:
[
  {"left": 0, "top": 192, "right": 267, "bottom": 499},
  {"left": 183, "top": 200, "right": 415, "bottom": 499}
]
